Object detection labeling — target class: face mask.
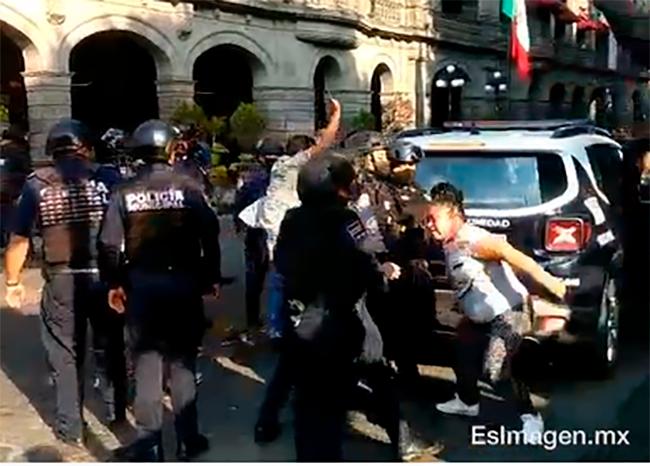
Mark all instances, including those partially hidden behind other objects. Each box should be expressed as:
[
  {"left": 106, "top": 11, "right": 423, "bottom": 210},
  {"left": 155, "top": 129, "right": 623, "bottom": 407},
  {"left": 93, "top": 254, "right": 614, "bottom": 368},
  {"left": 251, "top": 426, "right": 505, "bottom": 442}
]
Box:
[{"left": 391, "top": 164, "right": 415, "bottom": 185}]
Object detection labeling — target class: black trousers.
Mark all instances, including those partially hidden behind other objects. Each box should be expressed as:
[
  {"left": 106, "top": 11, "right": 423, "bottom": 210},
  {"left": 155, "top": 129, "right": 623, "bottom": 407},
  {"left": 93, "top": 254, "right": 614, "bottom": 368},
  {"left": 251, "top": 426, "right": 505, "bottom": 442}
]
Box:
[
  {"left": 293, "top": 341, "right": 356, "bottom": 462},
  {"left": 455, "top": 312, "right": 534, "bottom": 415},
  {"left": 40, "top": 272, "right": 127, "bottom": 439},
  {"left": 351, "top": 362, "right": 402, "bottom": 454},
  {"left": 244, "top": 228, "right": 269, "bottom": 328},
  {"left": 124, "top": 270, "right": 204, "bottom": 449},
  {"left": 370, "top": 266, "right": 436, "bottom": 380}
]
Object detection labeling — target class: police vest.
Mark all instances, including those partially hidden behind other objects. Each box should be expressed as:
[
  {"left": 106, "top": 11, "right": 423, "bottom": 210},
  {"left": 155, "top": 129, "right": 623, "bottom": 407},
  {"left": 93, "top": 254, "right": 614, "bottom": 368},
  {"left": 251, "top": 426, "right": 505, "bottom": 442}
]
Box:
[
  {"left": 36, "top": 164, "right": 109, "bottom": 269},
  {"left": 121, "top": 180, "right": 202, "bottom": 271}
]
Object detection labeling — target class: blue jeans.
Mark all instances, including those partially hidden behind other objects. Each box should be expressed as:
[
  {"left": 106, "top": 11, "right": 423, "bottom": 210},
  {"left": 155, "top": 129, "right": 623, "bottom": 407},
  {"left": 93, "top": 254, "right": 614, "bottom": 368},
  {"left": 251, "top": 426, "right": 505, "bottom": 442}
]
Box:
[{"left": 266, "top": 268, "right": 285, "bottom": 338}]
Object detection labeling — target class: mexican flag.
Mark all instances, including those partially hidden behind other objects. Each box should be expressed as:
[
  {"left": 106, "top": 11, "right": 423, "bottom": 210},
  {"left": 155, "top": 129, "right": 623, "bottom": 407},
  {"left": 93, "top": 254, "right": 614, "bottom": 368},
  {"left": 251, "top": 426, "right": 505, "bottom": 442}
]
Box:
[{"left": 502, "top": 0, "right": 530, "bottom": 79}]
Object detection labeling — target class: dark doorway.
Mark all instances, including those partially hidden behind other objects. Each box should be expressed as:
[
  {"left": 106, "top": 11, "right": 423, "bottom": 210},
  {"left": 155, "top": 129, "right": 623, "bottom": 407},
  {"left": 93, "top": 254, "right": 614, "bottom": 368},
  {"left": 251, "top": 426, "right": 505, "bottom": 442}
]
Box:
[
  {"left": 370, "top": 64, "right": 392, "bottom": 132},
  {"left": 571, "top": 86, "right": 586, "bottom": 118},
  {"left": 430, "top": 65, "right": 468, "bottom": 127},
  {"left": 548, "top": 83, "right": 566, "bottom": 118},
  {"left": 193, "top": 45, "right": 254, "bottom": 119},
  {"left": 70, "top": 31, "right": 159, "bottom": 134},
  {"left": 313, "top": 56, "right": 340, "bottom": 130},
  {"left": 0, "top": 25, "right": 28, "bottom": 131}
]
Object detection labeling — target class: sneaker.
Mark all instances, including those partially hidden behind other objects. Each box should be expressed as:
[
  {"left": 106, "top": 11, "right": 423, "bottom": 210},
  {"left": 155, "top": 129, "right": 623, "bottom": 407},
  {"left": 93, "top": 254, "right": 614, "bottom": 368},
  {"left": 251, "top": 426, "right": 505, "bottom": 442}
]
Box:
[
  {"left": 521, "top": 413, "right": 544, "bottom": 445},
  {"left": 435, "top": 394, "right": 479, "bottom": 417}
]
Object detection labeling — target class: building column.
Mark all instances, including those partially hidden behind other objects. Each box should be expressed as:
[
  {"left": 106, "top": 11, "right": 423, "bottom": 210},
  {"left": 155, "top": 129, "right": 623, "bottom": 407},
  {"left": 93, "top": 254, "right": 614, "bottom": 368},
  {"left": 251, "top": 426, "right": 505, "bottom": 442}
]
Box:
[
  {"left": 22, "top": 71, "right": 71, "bottom": 161},
  {"left": 157, "top": 78, "right": 196, "bottom": 121},
  {"left": 253, "top": 86, "right": 315, "bottom": 135}
]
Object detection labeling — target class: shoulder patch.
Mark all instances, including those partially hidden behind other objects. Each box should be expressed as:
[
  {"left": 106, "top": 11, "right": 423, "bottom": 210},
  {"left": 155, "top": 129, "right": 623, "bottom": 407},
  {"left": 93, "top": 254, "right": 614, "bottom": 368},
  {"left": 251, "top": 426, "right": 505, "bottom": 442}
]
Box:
[{"left": 345, "top": 219, "right": 368, "bottom": 243}]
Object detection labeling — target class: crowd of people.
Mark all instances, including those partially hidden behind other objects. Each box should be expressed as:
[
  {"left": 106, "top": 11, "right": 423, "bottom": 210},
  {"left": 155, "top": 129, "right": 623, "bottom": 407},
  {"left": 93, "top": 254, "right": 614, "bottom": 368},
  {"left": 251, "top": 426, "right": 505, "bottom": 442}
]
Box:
[{"left": 1, "top": 101, "right": 649, "bottom": 461}]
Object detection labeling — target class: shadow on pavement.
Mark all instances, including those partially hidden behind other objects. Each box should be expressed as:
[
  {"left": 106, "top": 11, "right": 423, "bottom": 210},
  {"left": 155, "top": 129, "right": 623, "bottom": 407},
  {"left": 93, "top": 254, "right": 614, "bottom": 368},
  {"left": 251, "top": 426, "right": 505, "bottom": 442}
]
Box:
[{"left": 0, "top": 307, "right": 115, "bottom": 460}]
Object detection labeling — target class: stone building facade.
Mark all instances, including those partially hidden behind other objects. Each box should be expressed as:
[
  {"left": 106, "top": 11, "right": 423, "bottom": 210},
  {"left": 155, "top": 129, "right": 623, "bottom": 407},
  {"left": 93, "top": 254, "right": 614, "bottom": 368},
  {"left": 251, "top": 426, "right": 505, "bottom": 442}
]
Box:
[{"left": 1, "top": 0, "right": 648, "bottom": 158}]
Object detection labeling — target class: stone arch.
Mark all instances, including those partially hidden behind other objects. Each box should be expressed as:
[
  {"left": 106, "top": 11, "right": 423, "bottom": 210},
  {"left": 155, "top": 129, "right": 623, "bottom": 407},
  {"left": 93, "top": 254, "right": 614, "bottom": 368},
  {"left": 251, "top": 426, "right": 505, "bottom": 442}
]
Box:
[
  {"left": 69, "top": 31, "right": 161, "bottom": 132},
  {"left": 366, "top": 53, "right": 398, "bottom": 87},
  {"left": 0, "top": 4, "right": 50, "bottom": 70},
  {"left": 312, "top": 55, "right": 344, "bottom": 129},
  {"left": 193, "top": 44, "right": 265, "bottom": 120},
  {"left": 58, "top": 15, "right": 175, "bottom": 76},
  {"left": 370, "top": 63, "right": 394, "bottom": 131},
  {"left": 186, "top": 31, "right": 271, "bottom": 84}
]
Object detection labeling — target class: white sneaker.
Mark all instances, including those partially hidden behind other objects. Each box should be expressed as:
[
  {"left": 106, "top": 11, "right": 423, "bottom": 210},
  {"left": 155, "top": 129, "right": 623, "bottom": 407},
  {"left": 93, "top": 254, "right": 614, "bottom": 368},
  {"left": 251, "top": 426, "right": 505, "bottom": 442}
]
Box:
[
  {"left": 435, "top": 394, "right": 479, "bottom": 417},
  {"left": 521, "top": 413, "right": 544, "bottom": 445}
]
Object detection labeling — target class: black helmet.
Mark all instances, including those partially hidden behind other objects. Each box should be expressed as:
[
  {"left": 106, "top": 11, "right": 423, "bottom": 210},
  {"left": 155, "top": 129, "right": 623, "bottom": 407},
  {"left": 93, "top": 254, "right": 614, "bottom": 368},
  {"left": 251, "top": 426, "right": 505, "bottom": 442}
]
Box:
[
  {"left": 297, "top": 153, "right": 356, "bottom": 205},
  {"left": 388, "top": 139, "right": 423, "bottom": 164},
  {"left": 46, "top": 119, "right": 93, "bottom": 158},
  {"left": 128, "top": 119, "right": 178, "bottom": 161},
  {"left": 254, "top": 136, "right": 285, "bottom": 157}
]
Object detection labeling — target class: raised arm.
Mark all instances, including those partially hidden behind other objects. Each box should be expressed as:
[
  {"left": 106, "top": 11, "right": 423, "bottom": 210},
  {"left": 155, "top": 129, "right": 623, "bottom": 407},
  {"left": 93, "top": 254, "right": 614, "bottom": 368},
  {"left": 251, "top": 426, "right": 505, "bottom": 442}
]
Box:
[
  {"left": 309, "top": 99, "right": 342, "bottom": 159},
  {"left": 471, "top": 235, "right": 567, "bottom": 300}
]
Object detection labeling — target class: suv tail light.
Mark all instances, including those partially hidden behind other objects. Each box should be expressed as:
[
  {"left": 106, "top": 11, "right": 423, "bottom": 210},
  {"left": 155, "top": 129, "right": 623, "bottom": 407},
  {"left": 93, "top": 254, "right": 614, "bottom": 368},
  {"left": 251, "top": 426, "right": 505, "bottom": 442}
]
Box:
[{"left": 545, "top": 218, "right": 592, "bottom": 252}]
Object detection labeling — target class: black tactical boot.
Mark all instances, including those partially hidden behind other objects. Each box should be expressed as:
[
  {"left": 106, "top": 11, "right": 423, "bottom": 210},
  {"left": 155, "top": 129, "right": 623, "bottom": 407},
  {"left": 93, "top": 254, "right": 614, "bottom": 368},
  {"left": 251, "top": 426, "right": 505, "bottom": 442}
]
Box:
[{"left": 176, "top": 434, "right": 210, "bottom": 461}]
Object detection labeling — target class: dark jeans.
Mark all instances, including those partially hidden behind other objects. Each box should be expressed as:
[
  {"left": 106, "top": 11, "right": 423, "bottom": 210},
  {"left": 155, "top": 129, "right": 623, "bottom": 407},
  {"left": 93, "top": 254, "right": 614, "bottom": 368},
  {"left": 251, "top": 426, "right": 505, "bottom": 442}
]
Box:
[
  {"left": 455, "top": 311, "right": 534, "bottom": 415},
  {"left": 40, "top": 272, "right": 126, "bottom": 439},
  {"left": 257, "top": 334, "right": 295, "bottom": 425},
  {"left": 244, "top": 228, "right": 269, "bottom": 328}
]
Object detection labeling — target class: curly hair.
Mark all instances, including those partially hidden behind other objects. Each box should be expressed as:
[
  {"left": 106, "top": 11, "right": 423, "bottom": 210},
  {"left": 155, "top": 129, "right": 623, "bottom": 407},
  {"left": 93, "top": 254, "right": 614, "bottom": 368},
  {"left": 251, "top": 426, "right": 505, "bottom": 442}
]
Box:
[{"left": 429, "top": 182, "right": 465, "bottom": 219}]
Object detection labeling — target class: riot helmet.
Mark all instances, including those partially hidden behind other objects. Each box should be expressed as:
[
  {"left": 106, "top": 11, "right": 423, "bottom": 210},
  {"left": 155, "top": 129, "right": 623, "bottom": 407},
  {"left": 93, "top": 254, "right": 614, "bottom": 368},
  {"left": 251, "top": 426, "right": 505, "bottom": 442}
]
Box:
[
  {"left": 46, "top": 119, "right": 93, "bottom": 158},
  {"left": 388, "top": 139, "right": 423, "bottom": 165},
  {"left": 96, "top": 128, "right": 127, "bottom": 163},
  {"left": 128, "top": 119, "right": 178, "bottom": 162},
  {"left": 255, "top": 136, "right": 285, "bottom": 157},
  {"left": 297, "top": 152, "right": 357, "bottom": 205}
]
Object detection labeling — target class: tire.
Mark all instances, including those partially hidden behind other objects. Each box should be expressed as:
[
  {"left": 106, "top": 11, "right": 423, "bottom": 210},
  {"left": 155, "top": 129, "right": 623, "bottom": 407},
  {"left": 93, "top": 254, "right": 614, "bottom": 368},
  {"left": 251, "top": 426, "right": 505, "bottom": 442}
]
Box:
[{"left": 588, "top": 277, "right": 620, "bottom": 378}]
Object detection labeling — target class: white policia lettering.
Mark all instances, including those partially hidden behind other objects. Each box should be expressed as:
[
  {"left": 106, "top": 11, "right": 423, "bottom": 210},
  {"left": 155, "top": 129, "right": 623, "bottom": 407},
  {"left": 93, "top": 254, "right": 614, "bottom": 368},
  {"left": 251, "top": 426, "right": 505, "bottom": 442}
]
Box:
[
  {"left": 125, "top": 189, "right": 185, "bottom": 212},
  {"left": 467, "top": 217, "right": 512, "bottom": 229}
]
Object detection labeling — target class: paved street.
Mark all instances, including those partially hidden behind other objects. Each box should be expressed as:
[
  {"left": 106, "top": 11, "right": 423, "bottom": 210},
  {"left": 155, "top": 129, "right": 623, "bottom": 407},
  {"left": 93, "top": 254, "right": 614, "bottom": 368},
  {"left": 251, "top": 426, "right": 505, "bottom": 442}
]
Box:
[{"left": 1, "top": 218, "right": 648, "bottom": 462}]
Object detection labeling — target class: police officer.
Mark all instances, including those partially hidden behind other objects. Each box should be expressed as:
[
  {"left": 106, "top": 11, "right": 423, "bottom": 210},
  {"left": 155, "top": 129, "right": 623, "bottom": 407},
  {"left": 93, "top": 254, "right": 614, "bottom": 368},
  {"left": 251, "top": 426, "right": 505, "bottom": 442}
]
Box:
[
  {"left": 4, "top": 119, "right": 124, "bottom": 445},
  {"left": 350, "top": 138, "right": 436, "bottom": 386},
  {"left": 275, "top": 153, "right": 385, "bottom": 461},
  {"left": 98, "top": 119, "right": 221, "bottom": 461}
]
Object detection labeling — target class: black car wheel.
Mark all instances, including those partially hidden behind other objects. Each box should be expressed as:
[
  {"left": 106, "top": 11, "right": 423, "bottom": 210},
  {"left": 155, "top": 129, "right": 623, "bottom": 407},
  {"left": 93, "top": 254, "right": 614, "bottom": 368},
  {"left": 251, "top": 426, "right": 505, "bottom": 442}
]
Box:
[{"left": 590, "top": 277, "right": 620, "bottom": 377}]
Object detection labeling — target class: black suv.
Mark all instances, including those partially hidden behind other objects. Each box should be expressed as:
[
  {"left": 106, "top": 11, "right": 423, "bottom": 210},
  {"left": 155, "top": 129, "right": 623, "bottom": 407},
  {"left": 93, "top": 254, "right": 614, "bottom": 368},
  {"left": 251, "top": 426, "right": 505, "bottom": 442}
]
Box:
[{"left": 401, "top": 120, "right": 626, "bottom": 375}]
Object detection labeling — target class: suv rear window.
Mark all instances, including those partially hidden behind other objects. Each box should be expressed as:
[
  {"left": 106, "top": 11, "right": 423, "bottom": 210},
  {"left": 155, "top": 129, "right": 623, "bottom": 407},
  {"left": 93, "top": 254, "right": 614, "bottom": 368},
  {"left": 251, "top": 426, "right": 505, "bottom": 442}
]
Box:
[{"left": 415, "top": 151, "right": 568, "bottom": 209}]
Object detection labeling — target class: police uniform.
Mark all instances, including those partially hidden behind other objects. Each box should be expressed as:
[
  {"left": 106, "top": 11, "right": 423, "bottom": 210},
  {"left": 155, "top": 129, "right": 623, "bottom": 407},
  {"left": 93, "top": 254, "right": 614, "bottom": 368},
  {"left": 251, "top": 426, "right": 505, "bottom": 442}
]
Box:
[
  {"left": 10, "top": 142, "right": 124, "bottom": 442},
  {"left": 352, "top": 161, "right": 437, "bottom": 383},
  {"left": 276, "top": 154, "right": 385, "bottom": 461},
  {"left": 99, "top": 120, "right": 220, "bottom": 461}
]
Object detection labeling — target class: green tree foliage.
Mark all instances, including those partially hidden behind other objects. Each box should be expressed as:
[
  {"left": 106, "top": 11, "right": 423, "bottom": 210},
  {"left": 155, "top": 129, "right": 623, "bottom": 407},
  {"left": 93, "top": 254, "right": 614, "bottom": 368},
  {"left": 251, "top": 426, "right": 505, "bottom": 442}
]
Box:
[
  {"left": 0, "top": 104, "right": 9, "bottom": 123},
  {"left": 171, "top": 101, "right": 227, "bottom": 140},
  {"left": 348, "top": 109, "right": 376, "bottom": 132},
  {"left": 229, "top": 103, "right": 266, "bottom": 152}
]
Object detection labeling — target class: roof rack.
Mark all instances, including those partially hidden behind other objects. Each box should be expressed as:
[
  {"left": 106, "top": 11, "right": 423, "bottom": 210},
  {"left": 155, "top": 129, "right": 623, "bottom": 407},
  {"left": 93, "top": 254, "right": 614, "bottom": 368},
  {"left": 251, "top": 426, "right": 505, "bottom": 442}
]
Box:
[
  {"left": 550, "top": 125, "right": 611, "bottom": 139},
  {"left": 443, "top": 119, "right": 593, "bottom": 131}
]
